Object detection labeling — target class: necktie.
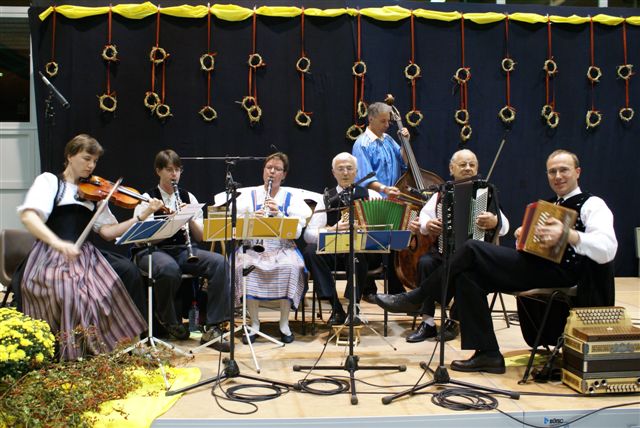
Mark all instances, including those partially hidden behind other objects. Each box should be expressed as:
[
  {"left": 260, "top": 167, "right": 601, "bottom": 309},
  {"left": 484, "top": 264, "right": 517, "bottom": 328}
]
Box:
[{"left": 556, "top": 197, "right": 564, "bottom": 205}]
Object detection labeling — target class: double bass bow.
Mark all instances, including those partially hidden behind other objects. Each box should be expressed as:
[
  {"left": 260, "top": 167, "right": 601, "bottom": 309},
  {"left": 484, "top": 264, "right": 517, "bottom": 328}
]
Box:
[{"left": 384, "top": 94, "right": 444, "bottom": 290}]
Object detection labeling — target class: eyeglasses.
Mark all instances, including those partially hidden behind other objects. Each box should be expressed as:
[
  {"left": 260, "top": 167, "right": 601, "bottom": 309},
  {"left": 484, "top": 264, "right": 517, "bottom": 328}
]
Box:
[
  {"left": 265, "top": 165, "right": 284, "bottom": 172},
  {"left": 546, "top": 167, "right": 573, "bottom": 176},
  {"left": 164, "top": 167, "right": 183, "bottom": 174},
  {"left": 334, "top": 166, "right": 355, "bottom": 173},
  {"left": 454, "top": 162, "right": 477, "bottom": 169}
]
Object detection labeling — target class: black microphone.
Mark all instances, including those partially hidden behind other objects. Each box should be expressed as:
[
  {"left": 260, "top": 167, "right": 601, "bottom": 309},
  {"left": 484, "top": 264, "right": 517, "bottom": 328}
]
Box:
[
  {"left": 38, "top": 72, "right": 70, "bottom": 109},
  {"left": 326, "top": 171, "right": 376, "bottom": 206},
  {"left": 352, "top": 171, "right": 376, "bottom": 188}
]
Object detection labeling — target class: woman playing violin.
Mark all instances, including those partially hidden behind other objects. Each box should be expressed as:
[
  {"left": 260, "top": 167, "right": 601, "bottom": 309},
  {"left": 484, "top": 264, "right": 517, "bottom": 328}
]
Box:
[{"left": 16, "top": 134, "right": 164, "bottom": 360}]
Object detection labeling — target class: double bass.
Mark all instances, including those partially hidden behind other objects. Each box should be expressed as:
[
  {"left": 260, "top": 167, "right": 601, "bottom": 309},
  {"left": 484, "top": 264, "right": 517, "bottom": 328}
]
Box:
[{"left": 385, "top": 95, "right": 444, "bottom": 290}]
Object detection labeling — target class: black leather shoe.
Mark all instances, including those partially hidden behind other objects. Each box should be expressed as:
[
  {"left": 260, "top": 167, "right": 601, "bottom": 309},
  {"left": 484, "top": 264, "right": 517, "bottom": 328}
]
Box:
[
  {"left": 201, "top": 325, "right": 230, "bottom": 352},
  {"left": 438, "top": 319, "right": 459, "bottom": 342},
  {"left": 280, "top": 332, "right": 295, "bottom": 343},
  {"left": 242, "top": 333, "right": 257, "bottom": 344},
  {"left": 406, "top": 321, "right": 437, "bottom": 343},
  {"left": 375, "top": 293, "right": 421, "bottom": 314},
  {"left": 345, "top": 313, "right": 363, "bottom": 327},
  {"left": 165, "top": 323, "right": 190, "bottom": 341},
  {"left": 362, "top": 294, "right": 378, "bottom": 304},
  {"left": 327, "top": 310, "right": 347, "bottom": 327},
  {"left": 450, "top": 351, "right": 506, "bottom": 374}
]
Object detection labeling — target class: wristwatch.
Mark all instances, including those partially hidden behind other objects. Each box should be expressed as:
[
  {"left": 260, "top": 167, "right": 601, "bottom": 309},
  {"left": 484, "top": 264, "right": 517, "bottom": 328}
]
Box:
[{"left": 379, "top": 184, "right": 387, "bottom": 193}]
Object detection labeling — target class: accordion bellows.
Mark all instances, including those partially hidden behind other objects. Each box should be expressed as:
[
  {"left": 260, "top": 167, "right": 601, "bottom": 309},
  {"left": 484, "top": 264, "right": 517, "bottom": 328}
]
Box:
[{"left": 353, "top": 199, "right": 411, "bottom": 230}]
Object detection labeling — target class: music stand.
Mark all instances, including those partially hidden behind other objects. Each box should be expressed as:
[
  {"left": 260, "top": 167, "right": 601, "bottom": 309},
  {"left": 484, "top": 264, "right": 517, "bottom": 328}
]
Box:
[
  {"left": 193, "top": 214, "right": 299, "bottom": 372},
  {"left": 317, "top": 229, "right": 410, "bottom": 339},
  {"left": 293, "top": 186, "right": 407, "bottom": 405},
  {"left": 381, "top": 181, "right": 519, "bottom": 405},
  {"left": 117, "top": 209, "right": 199, "bottom": 388},
  {"left": 166, "top": 158, "right": 296, "bottom": 396}
]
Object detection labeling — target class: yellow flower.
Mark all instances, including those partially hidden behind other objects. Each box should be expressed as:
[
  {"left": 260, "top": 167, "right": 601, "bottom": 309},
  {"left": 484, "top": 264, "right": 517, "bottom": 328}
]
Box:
[{"left": 35, "top": 352, "right": 44, "bottom": 363}]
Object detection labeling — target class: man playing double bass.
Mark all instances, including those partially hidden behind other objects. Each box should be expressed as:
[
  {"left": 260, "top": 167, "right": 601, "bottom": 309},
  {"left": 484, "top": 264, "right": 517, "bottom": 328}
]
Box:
[
  {"left": 351, "top": 102, "right": 419, "bottom": 297},
  {"left": 375, "top": 149, "right": 509, "bottom": 343},
  {"left": 352, "top": 102, "right": 409, "bottom": 199}
]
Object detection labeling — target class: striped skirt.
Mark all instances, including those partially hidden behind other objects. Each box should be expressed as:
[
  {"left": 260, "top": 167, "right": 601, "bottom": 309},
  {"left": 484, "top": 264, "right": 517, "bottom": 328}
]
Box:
[
  {"left": 235, "top": 239, "right": 305, "bottom": 309},
  {"left": 21, "top": 241, "right": 147, "bottom": 361}
]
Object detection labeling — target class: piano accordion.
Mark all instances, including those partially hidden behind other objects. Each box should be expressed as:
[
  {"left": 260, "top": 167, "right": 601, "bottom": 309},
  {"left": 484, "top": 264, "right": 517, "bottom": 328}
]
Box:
[
  {"left": 561, "top": 306, "right": 640, "bottom": 394},
  {"left": 437, "top": 179, "right": 490, "bottom": 253},
  {"left": 516, "top": 200, "right": 577, "bottom": 263}
]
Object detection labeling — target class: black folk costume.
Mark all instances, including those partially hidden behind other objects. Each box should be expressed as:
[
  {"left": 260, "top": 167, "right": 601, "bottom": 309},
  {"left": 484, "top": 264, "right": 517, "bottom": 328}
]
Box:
[
  {"left": 134, "top": 186, "right": 230, "bottom": 329},
  {"left": 439, "top": 188, "right": 616, "bottom": 352},
  {"left": 17, "top": 173, "right": 147, "bottom": 361},
  {"left": 303, "top": 185, "right": 373, "bottom": 311}
]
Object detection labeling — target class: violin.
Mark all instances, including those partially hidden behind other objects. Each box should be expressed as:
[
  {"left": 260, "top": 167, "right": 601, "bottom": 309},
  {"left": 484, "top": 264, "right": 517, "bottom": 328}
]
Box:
[{"left": 78, "top": 175, "right": 172, "bottom": 213}]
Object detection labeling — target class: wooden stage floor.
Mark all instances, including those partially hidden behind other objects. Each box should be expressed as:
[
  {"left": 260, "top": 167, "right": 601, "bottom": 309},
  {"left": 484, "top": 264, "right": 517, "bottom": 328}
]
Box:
[{"left": 153, "top": 278, "right": 640, "bottom": 427}]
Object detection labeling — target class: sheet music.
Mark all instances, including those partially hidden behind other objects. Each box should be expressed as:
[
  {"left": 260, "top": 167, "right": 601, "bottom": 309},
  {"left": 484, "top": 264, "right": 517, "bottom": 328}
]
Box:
[{"left": 115, "top": 203, "right": 203, "bottom": 245}]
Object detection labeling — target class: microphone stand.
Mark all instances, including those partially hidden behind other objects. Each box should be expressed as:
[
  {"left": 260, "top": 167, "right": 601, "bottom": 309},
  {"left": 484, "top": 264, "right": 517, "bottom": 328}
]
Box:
[
  {"left": 166, "top": 156, "right": 295, "bottom": 396},
  {"left": 38, "top": 71, "right": 69, "bottom": 172},
  {"left": 293, "top": 182, "right": 406, "bottom": 405},
  {"left": 381, "top": 181, "right": 519, "bottom": 404}
]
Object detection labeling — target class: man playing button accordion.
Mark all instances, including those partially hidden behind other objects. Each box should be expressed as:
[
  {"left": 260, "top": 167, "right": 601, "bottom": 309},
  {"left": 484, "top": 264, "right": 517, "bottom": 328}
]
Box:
[{"left": 377, "top": 149, "right": 617, "bottom": 374}]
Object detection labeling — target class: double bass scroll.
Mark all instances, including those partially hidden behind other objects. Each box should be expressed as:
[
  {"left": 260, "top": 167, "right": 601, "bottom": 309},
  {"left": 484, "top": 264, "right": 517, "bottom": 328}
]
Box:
[{"left": 384, "top": 94, "right": 444, "bottom": 290}]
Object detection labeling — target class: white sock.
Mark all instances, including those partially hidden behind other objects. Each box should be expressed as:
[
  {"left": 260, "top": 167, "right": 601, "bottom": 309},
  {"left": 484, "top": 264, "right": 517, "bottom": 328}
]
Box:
[
  {"left": 279, "top": 300, "right": 292, "bottom": 336},
  {"left": 423, "top": 316, "right": 435, "bottom": 327},
  {"left": 247, "top": 299, "right": 260, "bottom": 331}
]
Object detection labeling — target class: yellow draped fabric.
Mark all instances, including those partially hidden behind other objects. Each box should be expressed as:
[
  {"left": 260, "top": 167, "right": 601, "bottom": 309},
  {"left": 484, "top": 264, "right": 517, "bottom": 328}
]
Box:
[
  {"left": 86, "top": 367, "right": 201, "bottom": 428},
  {"left": 38, "top": 2, "right": 640, "bottom": 27}
]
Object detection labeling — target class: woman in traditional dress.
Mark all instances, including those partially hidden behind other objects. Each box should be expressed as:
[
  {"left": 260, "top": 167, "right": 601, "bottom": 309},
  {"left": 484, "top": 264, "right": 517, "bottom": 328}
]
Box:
[
  {"left": 235, "top": 152, "right": 311, "bottom": 344},
  {"left": 17, "top": 134, "right": 164, "bottom": 360}
]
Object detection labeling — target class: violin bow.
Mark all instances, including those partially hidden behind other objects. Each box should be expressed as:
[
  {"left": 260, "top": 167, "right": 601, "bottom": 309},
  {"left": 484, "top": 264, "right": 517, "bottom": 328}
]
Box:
[
  {"left": 485, "top": 130, "right": 509, "bottom": 182},
  {"left": 74, "top": 177, "right": 123, "bottom": 249}
]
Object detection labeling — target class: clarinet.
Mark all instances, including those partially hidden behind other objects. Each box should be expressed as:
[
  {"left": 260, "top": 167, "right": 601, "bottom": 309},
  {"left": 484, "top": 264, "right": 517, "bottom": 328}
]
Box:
[
  {"left": 171, "top": 180, "right": 199, "bottom": 263},
  {"left": 251, "top": 178, "right": 273, "bottom": 253}
]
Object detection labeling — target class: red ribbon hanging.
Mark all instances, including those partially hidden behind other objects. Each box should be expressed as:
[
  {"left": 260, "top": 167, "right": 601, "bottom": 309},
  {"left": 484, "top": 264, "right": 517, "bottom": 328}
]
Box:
[
  {"left": 409, "top": 12, "right": 417, "bottom": 113},
  {"left": 459, "top": 16, "right": 468, "bottom": 112},
  {"left": 353, "top": 12, "right": 365, "bottom": 123},
  {"left": 589, "top": 17, "right": 596, "bottom": 111},
  {"left": 248, "top": 10, "right": 259, "bottom": 103},
  {"left": 149, "top": 9, "right": 161, "bottom": 95},
  {"left": 206, "top": 8, "right": 212, "bottom": 106},
  {"left": 504, "top": 15, "right": 511, "bottom": 109},
  {"left": 106, "top": 6, "right": 112, "bottom": 94},
  {"left": 298, "top": 8, "right": 310, "bottom": 117},
  {"left": 51, "top": 7, "right": 57, "bottom": 64},
  {"left": 622, "top": 20, "right": 631, "bottom": 109},
  {"left": 545, "top": 18, "right": 554, "bottom": 110}
]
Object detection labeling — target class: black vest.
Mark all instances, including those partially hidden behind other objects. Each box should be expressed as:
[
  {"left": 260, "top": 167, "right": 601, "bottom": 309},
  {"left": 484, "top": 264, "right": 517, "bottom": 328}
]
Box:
[
  {"left": 47, "top": 176, "right": 96, "bottom": 241},
  {"left": 149, "top": 186, "right": 192, "bottom": 247},
  {"left": 324, "top": 186, "right": 369, "bottom": 226},
  {"left": 546, "top": 192, "right": 590, "bottom": 268}
]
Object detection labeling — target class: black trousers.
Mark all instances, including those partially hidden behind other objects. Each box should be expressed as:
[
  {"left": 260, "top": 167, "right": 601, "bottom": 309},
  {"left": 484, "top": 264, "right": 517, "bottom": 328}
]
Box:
[
  {"left": 417, "top": 240, "right": 579, "bottom": 351},
  {"left": 136, "top": 246, "right": 230, "bottom": 326},
  {"left": 363, "top": 253, "right": 405, "bottom": 295},
  {"left": 100, "top": 250, "right": 147, "bottom": 316},
  {"left": 303, "top": 245, "right": 369, "bottom": 304}
]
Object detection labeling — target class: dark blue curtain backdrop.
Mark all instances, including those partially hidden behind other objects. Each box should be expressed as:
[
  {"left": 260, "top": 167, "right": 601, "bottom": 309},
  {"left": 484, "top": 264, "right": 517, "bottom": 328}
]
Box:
[{"left": 30, "top": 1, "right": 640, "bottom": 276}]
